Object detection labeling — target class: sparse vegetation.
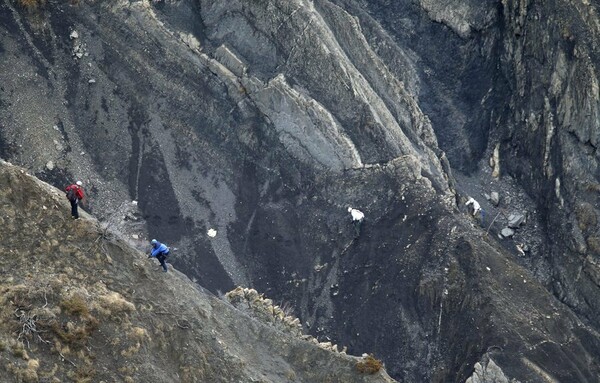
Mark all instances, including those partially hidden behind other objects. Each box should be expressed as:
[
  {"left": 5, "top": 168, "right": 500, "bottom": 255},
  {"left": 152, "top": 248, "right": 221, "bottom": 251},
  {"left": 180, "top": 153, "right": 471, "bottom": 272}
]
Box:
[
  {"left": 576, "top": 202, "right": 597, "bottom": 232},
  {"left": 97, "top": 292, "right": 135, "bottom": 317},
  {"left": 60, "top": 294, "right": 90, "bottom": 318},
  {"left": 71, "top": 364, "right": 96, "bottom": 383},
  {"left": 4, "top": 359, "right": 39, "bottom": 383},
  {"left": 49, "top": 315, "right": 98, "bottom": 350},
  {"left": 585, "top": 182, "right": 600, "bottom": 193},
  {"left": 356, "top": 354, "right": 383, "bottom": 374},
  {"left": 587, "top": 236, "right": 600, "bottom": 255},
  {"left": 16, "top": 0, "right": 45, "bottom": 11},
  {"left": 11, "top": 340, "right": 28, "bottom": 359}
]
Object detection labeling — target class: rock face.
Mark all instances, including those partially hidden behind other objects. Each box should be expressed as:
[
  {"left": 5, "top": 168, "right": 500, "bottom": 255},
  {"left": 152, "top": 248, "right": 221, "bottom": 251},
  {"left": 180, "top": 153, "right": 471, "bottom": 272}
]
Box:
[
  {"left": 465, "top": 356, "right": 510, "bottom": 383},
  {"left": 0, "top": 160, "right": 396, "bottom": 383},
  {"left": 1, "top": 0, "right": 600, "bottom": 382}
]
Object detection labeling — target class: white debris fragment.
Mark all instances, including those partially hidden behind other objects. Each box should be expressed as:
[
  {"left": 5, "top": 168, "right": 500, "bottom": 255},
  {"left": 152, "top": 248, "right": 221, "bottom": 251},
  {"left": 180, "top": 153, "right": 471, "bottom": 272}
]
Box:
[
  {"left": 486, "top": 267, "right": 491, "bottom": 271},
  {"left": 42, "top": 206, "right": 47, "bottom": 210},
  {"left": 132, "top": 234, "right": 139, "bottom": 239},
  {"left": 80, "top": 151, "right": 85, "bottom": 155},
  {"left": 45, "top": 161, "right": 54, "bottom": 170},
  {"left": 70, "top": 30, "right": 79, "bottom": 39},
  {"left": 132, "top": 200, "right": 138, "bottom": 206},
  {"left": 88, "top": 78, "right": 96, "bottom": 84},
  {"left": 207, "top": 228, "right": 217, "bottom": 237}
]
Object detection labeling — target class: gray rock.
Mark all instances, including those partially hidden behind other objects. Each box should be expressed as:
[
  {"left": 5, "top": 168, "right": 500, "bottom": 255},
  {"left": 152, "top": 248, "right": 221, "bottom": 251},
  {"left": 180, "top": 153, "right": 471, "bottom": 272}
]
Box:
[
  {"left": 490, "top": 192, "right": 500, "bottom": 206},
  {"left": 215, "top": 45, "right": 247, "bottom": 77},
  {"left": 501, "top": 228, "right": 515, "bottom": 238},
  {"left": 465, "top": 358, "right": 510, "bottom": 383},
  {"left": 508, "top": 213, "right": 525, "bottom": 228}
]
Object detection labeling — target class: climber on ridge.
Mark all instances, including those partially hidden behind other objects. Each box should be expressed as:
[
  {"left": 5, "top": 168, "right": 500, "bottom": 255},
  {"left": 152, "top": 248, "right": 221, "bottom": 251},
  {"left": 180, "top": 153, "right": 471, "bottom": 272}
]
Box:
[
  {"left": 65, "top": 181, "right": 85, "bottom": 219},
  {"left": 348, "top": 207, "right": 365, "bottom": 238},
  {"left": 149, "top": 239, "right": 170, "bottom": 272}
]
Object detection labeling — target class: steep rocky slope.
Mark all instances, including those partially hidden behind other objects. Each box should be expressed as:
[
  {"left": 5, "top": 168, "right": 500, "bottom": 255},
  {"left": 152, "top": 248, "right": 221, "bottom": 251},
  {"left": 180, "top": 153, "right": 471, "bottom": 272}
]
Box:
[
  {"left": 0, "top": 160, "right": 396, "bottom": 383},
  {"left": 2, "top": 0, "right": 600, "bottom": 381},
  {"left": 494, "top": 0, "right": 600, "bottom": 334}
]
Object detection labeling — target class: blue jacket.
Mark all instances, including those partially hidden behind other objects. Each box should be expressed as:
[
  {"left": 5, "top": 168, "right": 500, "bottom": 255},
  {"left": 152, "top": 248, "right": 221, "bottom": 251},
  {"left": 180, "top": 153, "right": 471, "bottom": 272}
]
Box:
[{"left": 150, "top": 242, "right": 169, "bottom": 257}]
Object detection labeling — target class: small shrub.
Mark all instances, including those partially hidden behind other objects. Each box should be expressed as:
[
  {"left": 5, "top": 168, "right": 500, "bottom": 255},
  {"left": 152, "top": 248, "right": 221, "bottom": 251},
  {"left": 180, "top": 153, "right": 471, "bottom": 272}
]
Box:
[
  {"left": 74, "top": 365, "right": 96, "bottom": 383},
  {"left": 576, "top": 203, "right": 597, "bottom": 232},
  {"left": 128, "top": 326, "right": 148, "bottom": 342},
  {"left": 285, "top": 370, "right": 297, "bottom": 380},
  {"left": 4, "top": 360, "right": 38, "bottom": 383},
  {"left": 98, "top": 292, "right": 135, "bottom": 315},
  {"left": 16, "top": 0, "right": 45, "bottom": 10},
  {"left": 587, "top": 236, "right": 600, "bottom": 255},
  {"left": 120, "top": 343, "right": 140, "bottom": 357},
  {"left": 585, "top": 182, "right": 600, "bottom": 193},
  {"left": 50, "top": 317, "right": 98, "bottom": 349},
  {"left": 356, "top": 354, "right": 383, "bottom": 374},
  {"left": 61, "top": 295, "right": 89, "bottom": 318},
  {"left": 11, "top": 341, "right": 28, "bottom": 360}
]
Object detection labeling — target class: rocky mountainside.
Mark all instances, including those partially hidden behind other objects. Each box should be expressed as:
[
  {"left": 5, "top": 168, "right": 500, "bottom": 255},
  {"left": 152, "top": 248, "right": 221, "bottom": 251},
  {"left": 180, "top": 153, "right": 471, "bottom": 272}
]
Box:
[
  {"left": 0, "top": 160, "right": 396, "bottom": 383},
  {"left": 2, "top": 0, "right": 600, "bottom": 381}
]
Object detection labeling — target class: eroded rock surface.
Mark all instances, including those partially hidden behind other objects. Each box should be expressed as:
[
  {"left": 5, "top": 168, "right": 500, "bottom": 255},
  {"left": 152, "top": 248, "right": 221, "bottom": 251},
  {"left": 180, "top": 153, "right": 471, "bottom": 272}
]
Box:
[{"left": 2, "top": 0, "right": 600, "bottom": 381}]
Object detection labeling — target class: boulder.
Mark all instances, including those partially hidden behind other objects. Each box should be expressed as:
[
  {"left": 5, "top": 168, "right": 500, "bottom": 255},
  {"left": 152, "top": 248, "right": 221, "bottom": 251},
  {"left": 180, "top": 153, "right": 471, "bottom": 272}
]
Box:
[
  {"left": 490, "top": 192, "right": 500, "bottom": 206},
  {"left": 508, "top": 213, "right": 525, "bottom": 228},
  {"left": 501, "top": 228, "right": 515, "bottom": 238}
]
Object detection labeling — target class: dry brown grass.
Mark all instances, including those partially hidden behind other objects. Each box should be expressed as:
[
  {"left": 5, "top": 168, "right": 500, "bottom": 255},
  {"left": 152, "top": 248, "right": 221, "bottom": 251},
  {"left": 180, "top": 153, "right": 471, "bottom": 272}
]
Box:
[
  {"left": 4, "top": 359, "right": 39, "bottom": 383},
  {"left": 71, "top": 364, "right": 96, "bottom": 383},
  {"left": 585, "top": 182, "right": 600, "bottom": 193},
  {"left": 576, "top": 202, "right": 598, "bottom": 233},
  {"left": 60, "top": 294, "right": 90, "bottom": 318},
  {"left": 11, "top": 341, "right": 28, "bottom": 359},
  {"left": 16, "top": 0, "right": 45, "bottom": 11},
  {"left": 356, "top": 354, "right": 383, "bottom": 374},
  {"left": 50, "top": 316, "right": 98, "bottom": 350},
  {"left": 587, "top": 236, "right": 600, "bottom": 256},
  {"left": 97, "top": 292, "right": 135, "bottom": 316}
]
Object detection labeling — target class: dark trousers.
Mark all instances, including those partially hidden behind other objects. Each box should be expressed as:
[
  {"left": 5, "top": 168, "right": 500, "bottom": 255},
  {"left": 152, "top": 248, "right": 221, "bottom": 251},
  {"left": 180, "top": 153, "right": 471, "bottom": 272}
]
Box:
[
  {"left": 353, "top": 219, "right": 363, "bottom": 237},
  {"left": 70, "top": 199, "right": 79, "bottom": 219},
  {"left": 157, "top": 253, "right": 168, "bottom": 271}
]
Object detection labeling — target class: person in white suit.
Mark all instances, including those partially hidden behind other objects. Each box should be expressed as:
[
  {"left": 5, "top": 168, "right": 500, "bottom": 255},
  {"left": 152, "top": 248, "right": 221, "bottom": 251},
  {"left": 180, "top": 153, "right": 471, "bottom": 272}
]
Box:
[{"left": 348, "top": 207, "right": 365, "bottom": 238}]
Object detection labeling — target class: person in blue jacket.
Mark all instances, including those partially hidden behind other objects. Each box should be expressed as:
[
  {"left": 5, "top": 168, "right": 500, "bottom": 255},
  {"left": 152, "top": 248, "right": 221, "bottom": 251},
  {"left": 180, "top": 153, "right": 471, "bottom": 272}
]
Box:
[{"left": 149, "top": 239, "right": 170, "bottom": 272}]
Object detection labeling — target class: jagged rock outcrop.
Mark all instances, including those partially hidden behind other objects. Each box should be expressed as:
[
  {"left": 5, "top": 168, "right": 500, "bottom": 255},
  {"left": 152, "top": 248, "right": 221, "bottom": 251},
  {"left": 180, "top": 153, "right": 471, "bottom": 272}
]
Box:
[
  {"left": 465, "top": 356, "right": 512, "bottom": 383},
  {"left": 0, "top": 160, "right": 396, "bottom": 382},
  {"left": 2, "top": 0, "right": 600, "bottom": 381}
]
